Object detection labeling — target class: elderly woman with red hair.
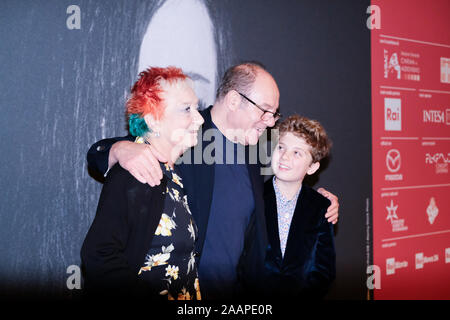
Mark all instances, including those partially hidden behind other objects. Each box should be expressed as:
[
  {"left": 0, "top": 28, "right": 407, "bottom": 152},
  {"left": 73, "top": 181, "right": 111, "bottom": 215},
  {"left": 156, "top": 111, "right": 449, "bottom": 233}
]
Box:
[{"left": 81, "top": 67, "right": 204, "bottom": 300}]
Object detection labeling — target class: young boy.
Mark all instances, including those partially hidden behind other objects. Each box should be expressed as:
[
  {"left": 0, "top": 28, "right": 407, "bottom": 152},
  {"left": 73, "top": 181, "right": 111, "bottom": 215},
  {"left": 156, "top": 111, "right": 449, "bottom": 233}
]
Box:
[{"left": 264, "top": 114, "right": 336, "bottom": 299}]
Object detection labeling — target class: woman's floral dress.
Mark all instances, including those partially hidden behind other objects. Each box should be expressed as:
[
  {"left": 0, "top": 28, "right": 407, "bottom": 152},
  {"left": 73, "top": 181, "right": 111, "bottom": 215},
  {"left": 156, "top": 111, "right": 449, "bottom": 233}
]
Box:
[{"left": 137, "top": 161, "right": 201, "bottom": 300}]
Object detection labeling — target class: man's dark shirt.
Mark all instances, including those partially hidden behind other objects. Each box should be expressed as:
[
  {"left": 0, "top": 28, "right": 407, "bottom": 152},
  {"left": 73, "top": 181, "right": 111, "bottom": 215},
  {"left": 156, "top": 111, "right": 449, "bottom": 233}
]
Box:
[{"left": 198, "top": 124, "right": 254, "bottom": 299}]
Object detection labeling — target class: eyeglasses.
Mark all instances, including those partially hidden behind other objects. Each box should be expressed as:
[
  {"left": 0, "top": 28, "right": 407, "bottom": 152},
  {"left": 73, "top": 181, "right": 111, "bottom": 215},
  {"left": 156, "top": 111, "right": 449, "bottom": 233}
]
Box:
[{"left": 238, "top": 92, "right": 282, "bottom": 122}]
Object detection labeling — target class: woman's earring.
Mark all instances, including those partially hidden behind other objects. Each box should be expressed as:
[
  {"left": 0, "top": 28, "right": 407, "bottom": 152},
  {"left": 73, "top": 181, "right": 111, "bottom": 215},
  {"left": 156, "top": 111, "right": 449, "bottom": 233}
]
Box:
[
  {"left": 147, "top": 126, "right": 158, "bottom": 137},
  {"left": 153, "top": 121, "right": 160, "bottom": 137}
]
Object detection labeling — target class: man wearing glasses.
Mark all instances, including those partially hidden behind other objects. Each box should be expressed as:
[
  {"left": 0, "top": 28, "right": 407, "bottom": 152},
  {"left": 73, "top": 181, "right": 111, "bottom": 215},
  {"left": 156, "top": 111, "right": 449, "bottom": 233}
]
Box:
[{"left": 86, "top": 62, "right": 339, "bottom": 299}]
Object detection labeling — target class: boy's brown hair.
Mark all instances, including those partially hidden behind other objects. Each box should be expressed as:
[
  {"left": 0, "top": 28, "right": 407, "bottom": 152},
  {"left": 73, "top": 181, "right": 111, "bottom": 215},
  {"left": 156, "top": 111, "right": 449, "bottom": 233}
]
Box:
[{"left": 277, "top": 115, "right": 332, "bottom": 163}]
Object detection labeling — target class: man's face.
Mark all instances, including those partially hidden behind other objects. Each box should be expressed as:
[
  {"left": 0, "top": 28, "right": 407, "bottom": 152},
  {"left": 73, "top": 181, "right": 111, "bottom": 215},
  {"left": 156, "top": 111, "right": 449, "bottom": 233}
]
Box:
[
  {"left": 233, "top": 71, "right": 280, "bottom": 145},
  {"left": 138, "top": 0, "right": 217, "bottom": 109},
  {"left": 271, "top": 132, "right": 319, "bottom": 184}
]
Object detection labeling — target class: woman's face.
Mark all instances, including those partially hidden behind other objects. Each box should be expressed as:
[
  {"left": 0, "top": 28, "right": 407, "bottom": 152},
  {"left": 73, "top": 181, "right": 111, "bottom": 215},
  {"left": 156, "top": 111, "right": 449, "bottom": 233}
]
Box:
[{"left": 151, "top": 80, "right": 204, "bottom": 156}]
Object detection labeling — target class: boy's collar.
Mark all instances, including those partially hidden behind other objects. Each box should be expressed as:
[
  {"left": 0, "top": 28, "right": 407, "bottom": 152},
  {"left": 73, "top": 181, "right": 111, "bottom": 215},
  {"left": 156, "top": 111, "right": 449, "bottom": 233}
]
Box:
[{"left": 272, "top": 176, "right": 302, "bottom": 203}]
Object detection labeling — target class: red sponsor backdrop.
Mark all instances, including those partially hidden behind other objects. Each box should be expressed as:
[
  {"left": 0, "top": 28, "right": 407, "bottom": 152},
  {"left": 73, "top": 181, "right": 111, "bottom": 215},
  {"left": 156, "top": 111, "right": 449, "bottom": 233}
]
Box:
[{"left": 371, "top": 0, "right": 450, "bottom": 299}]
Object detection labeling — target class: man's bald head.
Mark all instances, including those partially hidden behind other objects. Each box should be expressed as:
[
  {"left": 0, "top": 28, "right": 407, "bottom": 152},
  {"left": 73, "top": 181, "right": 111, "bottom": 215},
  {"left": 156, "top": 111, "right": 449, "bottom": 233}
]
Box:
[{"left": 215, "top": 61, "right": 269, "bottom": 102}]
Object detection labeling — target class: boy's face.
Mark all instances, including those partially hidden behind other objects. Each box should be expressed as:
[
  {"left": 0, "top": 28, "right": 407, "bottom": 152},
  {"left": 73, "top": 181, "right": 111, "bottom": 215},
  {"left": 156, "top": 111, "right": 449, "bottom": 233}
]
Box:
[{"left": 271, "top": 132, "right": 320, "bottom": 183}]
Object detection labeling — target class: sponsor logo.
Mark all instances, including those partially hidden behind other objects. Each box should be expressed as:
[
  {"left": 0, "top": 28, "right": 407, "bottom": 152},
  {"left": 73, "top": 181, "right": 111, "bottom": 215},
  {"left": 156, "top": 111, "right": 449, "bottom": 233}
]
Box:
[
  {"left": 441, "top": 57, "right": 450, "bottom": 84},
  {"left": 386, "top": 199, "right": 408, "bottom": 232},
  {"left": 386, "top": 258, "right": 395, "bottom": 275},
  {"left": 425, "top": 153, "right": 450, "bottom": 163},
  {"left": 415, "top": 252, "right": 439, "bottom": 270},
  {"left": 386, "top": 257, "right": 408, "bottom": 275},
  {"left": 425, "top": 152, "right": 450, "bottom": 174},
  {"left": 415, "top": 253, "right": 423, "bottom": 269},
  {"left": 446, "top": 248, "right": 450, "bottom": 264},
  {"left": 385, "top": 98, "right": 402, "bottom": 131},
  {"left": 384, "top": 50, "right": 401, "bottom": 79},
  {"left": 423, "top": 109, "right": 448, "bottom": 124},
  {"left": 426, "top": 197, "right": 439, "bottom": 224},
  {"left": 384, "top": 50, "right": 421, "bottom": 81},
  {"left": 385, "top": 149, "right": 403, "bottom": 181},
  {"left": 386, "top": 200, "right": 399, "bottom": 223},
  {"left": 386, "top": 149, "right": 401, "bottom": 172}
]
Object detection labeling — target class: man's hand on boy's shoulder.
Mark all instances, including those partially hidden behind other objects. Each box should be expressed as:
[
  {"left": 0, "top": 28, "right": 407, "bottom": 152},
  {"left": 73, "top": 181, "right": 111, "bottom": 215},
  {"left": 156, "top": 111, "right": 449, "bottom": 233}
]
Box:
[{"left": 317, "top": 188, "right": 339, "bottom": 224}]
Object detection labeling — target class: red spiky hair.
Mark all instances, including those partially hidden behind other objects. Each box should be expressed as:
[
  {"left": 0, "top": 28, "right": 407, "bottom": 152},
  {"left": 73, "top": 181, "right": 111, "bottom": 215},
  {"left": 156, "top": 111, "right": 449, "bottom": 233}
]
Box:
[{"left": 126, "top": 66, "right": 188, "bottom": 119}]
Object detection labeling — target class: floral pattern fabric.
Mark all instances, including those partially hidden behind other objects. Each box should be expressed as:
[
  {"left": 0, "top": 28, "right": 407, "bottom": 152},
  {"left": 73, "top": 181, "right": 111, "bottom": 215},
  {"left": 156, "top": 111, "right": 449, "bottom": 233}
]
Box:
[
  {"left": 273, "top": 177, "right": 301, "bottom": 257},
  {"left": 137, "top": 159, "right": 201, "bottom": 300}
]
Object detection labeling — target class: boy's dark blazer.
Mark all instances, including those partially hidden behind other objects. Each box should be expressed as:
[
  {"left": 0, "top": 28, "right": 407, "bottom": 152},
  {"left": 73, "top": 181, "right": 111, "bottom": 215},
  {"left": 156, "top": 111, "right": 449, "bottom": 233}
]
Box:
[
  {"left": 86, "top": 107, "right": 268, "bottom": 294},
  {"left": 263, "top": 178, "right": 336, "bottom": 299}
]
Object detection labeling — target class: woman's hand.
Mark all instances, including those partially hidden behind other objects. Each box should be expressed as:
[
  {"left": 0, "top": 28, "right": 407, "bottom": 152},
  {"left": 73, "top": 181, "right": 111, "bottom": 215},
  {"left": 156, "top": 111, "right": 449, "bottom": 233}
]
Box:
[
  {"left": 317, "top": 188, "right": 339, "bottom": 224},
  {"left": 109, "top": 140, "right": 167, "bottom": 186}
]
